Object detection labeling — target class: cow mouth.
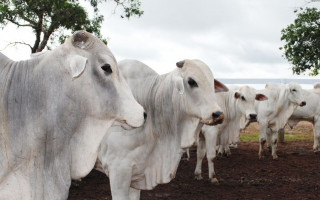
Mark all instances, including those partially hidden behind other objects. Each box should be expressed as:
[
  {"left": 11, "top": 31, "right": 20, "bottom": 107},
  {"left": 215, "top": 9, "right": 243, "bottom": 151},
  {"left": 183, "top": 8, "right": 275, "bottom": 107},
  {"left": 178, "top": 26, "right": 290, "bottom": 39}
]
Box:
[
  {"left": 203, "top": 113, "right": 224, "bottom": 126},
  {"left": 247, "top": 116, "right": 257, "bottom": 123},
  {"left": 112, "top": 120, "right": 136, "bottom": 130}
]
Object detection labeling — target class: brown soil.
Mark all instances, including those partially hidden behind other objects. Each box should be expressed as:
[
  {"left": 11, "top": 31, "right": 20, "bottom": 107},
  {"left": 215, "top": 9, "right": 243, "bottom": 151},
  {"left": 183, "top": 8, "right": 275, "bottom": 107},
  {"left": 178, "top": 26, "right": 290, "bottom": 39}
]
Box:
[{"left": 68, "top": 122, "right": 320, "bottom": 200}]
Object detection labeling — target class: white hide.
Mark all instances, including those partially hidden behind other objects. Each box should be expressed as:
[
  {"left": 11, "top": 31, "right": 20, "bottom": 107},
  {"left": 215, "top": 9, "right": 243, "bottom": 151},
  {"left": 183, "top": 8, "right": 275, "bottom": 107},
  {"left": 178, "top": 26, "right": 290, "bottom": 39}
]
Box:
[
  {"left": 287, "top": 84, "right": 320, "bottom": 152},
  {"left": 0, "top": 31, "right": 145, "bottom": 200},
  {"left": 95, "top": 59, "right": 228, "bottom": 200},
  {"left": 256, "top": 82, "right": 306, "bottom": 160},
  {"left": 194, "top": 86, "right": 267, "bottom": 183}
]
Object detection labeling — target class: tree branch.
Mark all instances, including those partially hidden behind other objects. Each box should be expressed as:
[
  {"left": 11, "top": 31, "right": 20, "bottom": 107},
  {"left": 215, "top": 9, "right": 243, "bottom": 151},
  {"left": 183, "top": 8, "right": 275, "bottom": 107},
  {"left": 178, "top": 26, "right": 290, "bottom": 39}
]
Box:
[
  {"left": 19, "top": 15, "right": 37, "bottom": 26},
  {"left": 0, "top": 41, "right": 32, "bottom": 51},
  {"left": 3, "top": 17, "right": 35, "bottom": 28}
]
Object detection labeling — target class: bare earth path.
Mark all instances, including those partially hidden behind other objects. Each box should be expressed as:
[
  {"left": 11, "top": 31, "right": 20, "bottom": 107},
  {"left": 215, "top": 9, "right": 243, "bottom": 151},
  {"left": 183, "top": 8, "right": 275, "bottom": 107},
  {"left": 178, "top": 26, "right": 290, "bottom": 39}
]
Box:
[{"left": 69, "top": 122, "right": 320, "bottom": 200}]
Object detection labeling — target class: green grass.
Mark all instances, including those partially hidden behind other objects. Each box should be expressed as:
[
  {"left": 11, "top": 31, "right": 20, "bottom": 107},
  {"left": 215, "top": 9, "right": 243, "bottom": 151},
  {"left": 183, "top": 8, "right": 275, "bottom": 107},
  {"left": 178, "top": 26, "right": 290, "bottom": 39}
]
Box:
[
  {"left": 240, "top": 132, "right": 259, "bottom": 142},
  {"left": 284, "top": 132, "right": 313, "bottom": 141},
  {"left": 240, "top": 131, "right": 313, "bottom": 142}
]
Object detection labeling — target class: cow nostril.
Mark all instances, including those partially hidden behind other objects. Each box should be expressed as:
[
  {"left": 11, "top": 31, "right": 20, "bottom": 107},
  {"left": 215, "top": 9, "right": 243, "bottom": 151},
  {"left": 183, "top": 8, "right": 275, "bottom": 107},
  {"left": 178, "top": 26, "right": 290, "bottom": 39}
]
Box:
[
  {"left": 300, "top": 101, "right": 306, "bottom": 107},
  {"left": 249, "top": 114, "right": 257, "bottom": 120},
  {"left": 212, "top": 111, "right": 223, "bottom": 119},
  {"left": 143, "top": 112, "right": 147, "bottom": 120}
]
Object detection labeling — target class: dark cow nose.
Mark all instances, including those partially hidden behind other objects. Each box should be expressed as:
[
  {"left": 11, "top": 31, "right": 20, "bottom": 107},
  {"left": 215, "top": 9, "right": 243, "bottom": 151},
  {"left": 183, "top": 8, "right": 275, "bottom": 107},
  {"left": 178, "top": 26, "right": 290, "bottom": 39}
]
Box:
[
  {"left": 249, "top": 114, "right": 257, "bottom": 120},
  {"left": 143, "top": 112, "right": 147, "bottom": 120},
  {"left": 300, "top": 101, "right": 306, "bottom": 107},
  {"left": 212, "top": 111, "right": 223, "bottom": 119}
]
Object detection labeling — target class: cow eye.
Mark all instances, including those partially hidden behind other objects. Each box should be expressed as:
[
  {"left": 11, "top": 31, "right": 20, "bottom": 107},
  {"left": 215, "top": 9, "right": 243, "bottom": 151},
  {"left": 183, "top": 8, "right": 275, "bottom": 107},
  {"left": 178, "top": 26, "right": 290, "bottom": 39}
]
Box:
[
  {"left": 188, "top": 78, "right": 198, "bottom": 88},
  {"left": 101, "top": 64, "right": 112, "bottom": 74},
  {"left": 291, "top": 88, "right": 296, "bottom": 92},
  {"left": 241, "top": 96, "right": 246, "bottom": 101}
]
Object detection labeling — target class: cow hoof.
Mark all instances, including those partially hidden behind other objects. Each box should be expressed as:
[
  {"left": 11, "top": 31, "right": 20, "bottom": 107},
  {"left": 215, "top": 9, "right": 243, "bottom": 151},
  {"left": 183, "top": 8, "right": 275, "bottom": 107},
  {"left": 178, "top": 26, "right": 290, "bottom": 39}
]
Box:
[
  {"left": 313, "top": 148, "right": 320, "bottom": 154},
  {"left": 273, "top": 155, "right": 279, "bottom": 160},
  {"left": 210, "top": 178, "right": 219, "bottom": 185},
  {"left": 258, "top": 152, "right": 264, "bottom": 160},
  {"left": 217, "top": 152, "right": 223, "bottom": 157},
  {"left": 195, "top": 173, "right": 203, "bottom": 180}
]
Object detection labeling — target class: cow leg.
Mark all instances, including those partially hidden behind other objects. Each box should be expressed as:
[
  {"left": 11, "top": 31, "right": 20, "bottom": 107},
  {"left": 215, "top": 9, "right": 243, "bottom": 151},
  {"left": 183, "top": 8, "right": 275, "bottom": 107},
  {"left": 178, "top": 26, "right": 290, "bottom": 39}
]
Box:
[
  {"left": 259, "top": 124, "right": 267, "bottom": 159},
  {"left": 194, "top": 134, "right": 206, "bottom": 180},
  {"left": 278, "top": 128, "right": 285, "bottom": 143},
  {"left": 186, "top": 148, "right": 190, "bottom": 161},
  {"left": 182, "top": 148, "right": 190, "bottom": 161},
  {"left": 313, "top": 120, "right": 320, "bottom": 153},
  {"left": 217, "top": 144, "right": 224, "bottom": 157},
  {"left": 203, "top": 131, "right": 219, "bottom": 184},
  {"left": 109, "top": 165, "right": 132, "bottom": 200},
  {"left": 224, "top": 145, "right": 231, "bottom": 157},
  {"left": 271, "top": 130, "right": 278, "bottom": 160},
  {"left": 217, "top": 132, "right": 228, "bottom": 157},
  {"left": 129, "top": 187, "right": 140, "bottom": 200},
  {"left": 266, "top": 128, "right": 272, "bottom": 153}
]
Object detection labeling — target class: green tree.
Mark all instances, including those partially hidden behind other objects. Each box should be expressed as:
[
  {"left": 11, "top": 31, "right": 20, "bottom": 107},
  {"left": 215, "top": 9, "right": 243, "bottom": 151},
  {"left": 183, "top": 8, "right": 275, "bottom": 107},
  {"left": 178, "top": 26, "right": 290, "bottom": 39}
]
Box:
[
  {"left": 0, "top": 0, "right": 143, "bottom": 53},
  {"left": 280, "top": 7, "right": 320, "bottom": 76}
]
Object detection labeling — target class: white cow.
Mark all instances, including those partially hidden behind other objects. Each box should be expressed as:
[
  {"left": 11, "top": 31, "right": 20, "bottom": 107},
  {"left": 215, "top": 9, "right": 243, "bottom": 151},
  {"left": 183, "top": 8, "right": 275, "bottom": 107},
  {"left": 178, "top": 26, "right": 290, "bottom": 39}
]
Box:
[
  {"left": 0, "top": 31, "right": 145, "bottom": 200},
  {"left": 256, "top": 82, "right": 306, "bottom": 160},
  {"left": 194, "top": 86, "right": 267, "bottom": 184},
  {"left": 286, "top": 83, "right": 320, "bottom": 152},
  {"left": 95, "top": 59, "right": 228, "bottom": 200}
]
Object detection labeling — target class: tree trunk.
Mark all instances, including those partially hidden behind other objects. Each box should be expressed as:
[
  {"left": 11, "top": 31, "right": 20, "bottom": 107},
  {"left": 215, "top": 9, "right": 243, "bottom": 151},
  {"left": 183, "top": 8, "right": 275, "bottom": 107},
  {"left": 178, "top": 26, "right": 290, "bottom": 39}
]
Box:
[
  {"left": 32, "top": 28, "right": 42, "bottom": 53},
  {"left": 36, "top": 31, "right": 52, "bottom": 52},
  {"left": 31, "top": 10, "right": 44, "bottom": 53}
]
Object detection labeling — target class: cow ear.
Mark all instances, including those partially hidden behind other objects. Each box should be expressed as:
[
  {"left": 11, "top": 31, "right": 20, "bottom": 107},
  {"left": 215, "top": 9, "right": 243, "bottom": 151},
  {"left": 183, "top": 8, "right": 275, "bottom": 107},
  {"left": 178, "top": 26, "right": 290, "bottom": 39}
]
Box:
[
  {"left": 256, "top": 94, "right": 268, "bottom": 101},
  {"left": 69, "top": 55, "right": 87, "bottom": 79},
  {"left": 234, "top": 92, "right": 240, "bottom": 99},
  {"left": 174, "top": 76, "right": 184, "bottom": 94},
  {"left": 214, "top": 79, "right": 228, "bottom": 93}
]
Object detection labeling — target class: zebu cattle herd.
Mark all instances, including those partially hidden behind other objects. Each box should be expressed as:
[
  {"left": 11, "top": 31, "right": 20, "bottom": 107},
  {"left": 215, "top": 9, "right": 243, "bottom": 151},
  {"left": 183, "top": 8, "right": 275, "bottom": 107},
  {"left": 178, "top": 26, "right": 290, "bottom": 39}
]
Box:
[{"left": 0, "top": 31, "right": 319, "bottom": 200}]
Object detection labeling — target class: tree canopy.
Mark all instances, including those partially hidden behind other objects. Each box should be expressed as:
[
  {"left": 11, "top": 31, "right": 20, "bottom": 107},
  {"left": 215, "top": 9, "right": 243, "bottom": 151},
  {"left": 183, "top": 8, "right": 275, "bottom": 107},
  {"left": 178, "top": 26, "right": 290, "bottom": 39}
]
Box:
[
  {"left": 280, "top": 7, "right": 320, "bottom": 76},
  {"left": 0, "top": 0, "right": 143, "bottom": 53}
]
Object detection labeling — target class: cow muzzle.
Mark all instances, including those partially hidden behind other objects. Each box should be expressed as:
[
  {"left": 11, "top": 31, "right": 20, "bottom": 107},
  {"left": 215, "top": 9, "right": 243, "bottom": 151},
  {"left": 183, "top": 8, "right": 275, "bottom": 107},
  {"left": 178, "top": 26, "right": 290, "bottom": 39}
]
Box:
[
  {"left": 249, "top": 114, "right": 257, "bottom": 120},
  {"left": 300, "top": 101, "right": 306, "bottom": 107},
  {"left": 211, "top": 111, "right": 224, "bottom": 125}
]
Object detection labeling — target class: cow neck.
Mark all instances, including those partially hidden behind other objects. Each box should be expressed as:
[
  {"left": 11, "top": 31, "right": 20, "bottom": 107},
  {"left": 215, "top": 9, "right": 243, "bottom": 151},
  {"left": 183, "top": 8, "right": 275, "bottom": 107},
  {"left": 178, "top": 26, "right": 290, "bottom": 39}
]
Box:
[
  {"left": 216, "top": 90, "right": 242, "bottom": 144},
  {"left": 141, "top": 73, "right": 183, "bottom": 139},
  {"left": 131, "top": 72, "right": 201, "bottom": 190},
  {"left": 0, "top": 55, "right": 45, "bottom": 169},
  {"left": 274, "top": 87, "right": 297, "bottom": 130},
  {"left": 0, "top": 54, "right": 73, "bottom": 199},
  {"left": 222, "top": 90, "right": 241, "bottom": 121}
]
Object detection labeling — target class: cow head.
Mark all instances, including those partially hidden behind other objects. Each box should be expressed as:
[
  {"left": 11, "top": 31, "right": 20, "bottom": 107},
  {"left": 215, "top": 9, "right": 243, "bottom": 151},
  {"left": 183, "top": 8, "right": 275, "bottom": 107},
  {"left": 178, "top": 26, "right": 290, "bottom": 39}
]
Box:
[
  {"left": 286, "top": 82, "right": 306, "bottom": 107},
  {"left": 173, "top": 59, "right": 228, "bottom": 126},
  {"left": 234, "top": 86, "right": 268, "bottom": 122},
  {"left": 65, "top": 30, "right": 145, "bottom": 129}
]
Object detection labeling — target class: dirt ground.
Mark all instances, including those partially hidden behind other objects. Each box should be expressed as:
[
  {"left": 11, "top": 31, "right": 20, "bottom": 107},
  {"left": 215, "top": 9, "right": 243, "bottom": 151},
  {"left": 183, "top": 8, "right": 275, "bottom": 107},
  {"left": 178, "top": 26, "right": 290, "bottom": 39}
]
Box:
[{"left": 68, "top": 122, "right": 320, "bottom": 200}]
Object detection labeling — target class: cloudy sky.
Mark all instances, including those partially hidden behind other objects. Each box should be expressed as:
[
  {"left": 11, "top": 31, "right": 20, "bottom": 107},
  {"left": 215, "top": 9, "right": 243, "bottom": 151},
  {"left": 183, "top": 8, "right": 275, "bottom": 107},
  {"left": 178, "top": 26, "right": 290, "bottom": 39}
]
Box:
[{"left": 1, "top": 0, "right": 320, "bottom": 81}]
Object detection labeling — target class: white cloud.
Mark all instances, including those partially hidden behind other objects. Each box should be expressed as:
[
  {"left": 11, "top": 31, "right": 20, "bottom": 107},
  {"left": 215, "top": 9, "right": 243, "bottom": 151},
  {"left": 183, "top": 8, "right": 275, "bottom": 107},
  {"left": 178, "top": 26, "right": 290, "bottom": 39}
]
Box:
[{"left": 1, "top": 0, "right": 320, "bottom": 83}]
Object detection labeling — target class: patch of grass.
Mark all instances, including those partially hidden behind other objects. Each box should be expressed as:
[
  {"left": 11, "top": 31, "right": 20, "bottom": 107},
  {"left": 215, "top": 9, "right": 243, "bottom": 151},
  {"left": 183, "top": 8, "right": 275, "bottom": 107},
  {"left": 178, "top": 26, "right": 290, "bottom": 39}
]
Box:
[
  {"left": 239, "top": 131, "right": 313, "bottom": 142},
  {"left": 240, "top": 132, "right": 259, "bottom": 142},
  {"left": 284, "top": 132, "right": 313, "bottom": 141}
]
